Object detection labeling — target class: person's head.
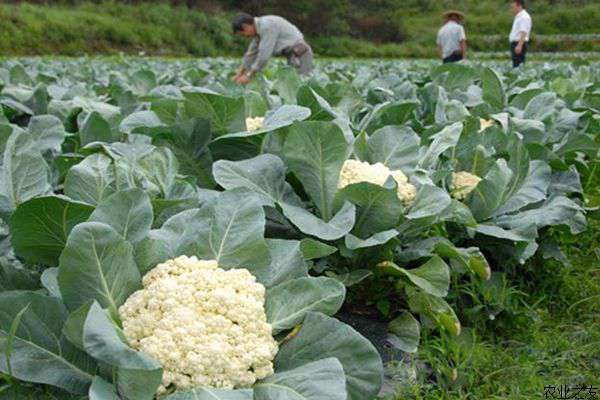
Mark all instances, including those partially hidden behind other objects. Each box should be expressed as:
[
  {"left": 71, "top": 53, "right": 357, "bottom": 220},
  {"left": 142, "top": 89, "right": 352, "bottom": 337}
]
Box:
[
  {"left": 443, "top": 11, "right": 464, "bottom": 24},
  {"left": 232, "top": 13, "right": 256, "bottom": 37},
  {"left": 511, "top": 0, "right": 525, "bottom": 14}
]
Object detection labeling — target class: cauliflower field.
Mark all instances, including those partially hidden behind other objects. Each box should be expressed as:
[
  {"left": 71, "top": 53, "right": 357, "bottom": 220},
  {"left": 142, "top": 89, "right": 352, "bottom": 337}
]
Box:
[{"left": 0, "top": 58, "right": 598, "bottom": 399}]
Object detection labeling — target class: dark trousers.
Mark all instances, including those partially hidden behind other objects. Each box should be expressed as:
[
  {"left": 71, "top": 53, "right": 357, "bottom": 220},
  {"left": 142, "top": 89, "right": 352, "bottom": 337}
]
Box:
[
  {"left": 443, "top": 52, "right": 463, "bottom": 64},
  {"left": 510, "top": 41, "right": 528, "bottom": 68}
]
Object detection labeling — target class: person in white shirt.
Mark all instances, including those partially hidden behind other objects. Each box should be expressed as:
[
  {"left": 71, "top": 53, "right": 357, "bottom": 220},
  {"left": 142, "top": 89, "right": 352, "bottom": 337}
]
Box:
[
  {"left": 437, "top": 11, "right": 467, "bottom": 64},
  {"left": 509, "top": 0, "right": 532, "bottom": 67}
]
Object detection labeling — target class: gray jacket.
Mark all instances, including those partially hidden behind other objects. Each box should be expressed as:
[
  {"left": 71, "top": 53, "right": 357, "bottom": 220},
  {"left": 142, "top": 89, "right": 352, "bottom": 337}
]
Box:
[{"left": 243, "top": 16, "right": 306, "bottom": 73}]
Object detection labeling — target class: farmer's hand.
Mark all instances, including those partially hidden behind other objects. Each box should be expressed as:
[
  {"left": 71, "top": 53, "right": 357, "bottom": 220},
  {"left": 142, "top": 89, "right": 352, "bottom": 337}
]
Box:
[
  {"left": 235, "top": 74, "right": 251, "bottom": 85},
  {"left": 515, "top": 44, "right": 523, "bottom": 55}
]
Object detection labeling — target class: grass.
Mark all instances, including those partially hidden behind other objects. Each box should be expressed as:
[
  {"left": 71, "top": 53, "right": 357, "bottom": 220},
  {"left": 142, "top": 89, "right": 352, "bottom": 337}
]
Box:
[{"left": 388, "top": 171, "right": 600, "bottom": 399}]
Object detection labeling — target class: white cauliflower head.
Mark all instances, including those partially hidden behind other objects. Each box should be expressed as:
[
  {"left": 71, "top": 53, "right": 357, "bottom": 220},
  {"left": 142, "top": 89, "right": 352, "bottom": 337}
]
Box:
[
  {"left": 119, "top": 256, "right": 278, "bottom": 392},
  {"left": 338, "top": 159, "right": 417, "bottom": 206},
  {"left": 450, "top": 171, "right": 482, "bottom": 200},
  {"left": 479, "top": 118, "right": 496, "bottom": 132},
  {"left": 246, "top": 116, "right": 265, "bottom": 132}
]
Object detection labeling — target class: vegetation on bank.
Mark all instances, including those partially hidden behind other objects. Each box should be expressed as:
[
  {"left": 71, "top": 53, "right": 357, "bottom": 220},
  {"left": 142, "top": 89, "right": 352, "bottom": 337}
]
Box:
[
  {"left": 389, "top": 164, "right": 600, "bottom": 399},
  {"left": 0, "top": 1, "right": 599, "bottom": 57}
]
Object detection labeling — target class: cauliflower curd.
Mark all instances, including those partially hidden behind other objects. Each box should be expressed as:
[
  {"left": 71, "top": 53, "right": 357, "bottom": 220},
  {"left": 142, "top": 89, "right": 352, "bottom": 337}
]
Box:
[
  {"left": 119, "top": 256, "right": 278, "bottom": 392},
  {"left": 479, "top": 118, "right": 496, "bottom": 132},
  {"left": 338, "top": 159, "right": 417, "bottom": 206},
  {"left": 245, "top": 116, "right": 265, "bottom": 132},
  {"left": 450, "top": 171, "right": 482, "bottom": 200}
]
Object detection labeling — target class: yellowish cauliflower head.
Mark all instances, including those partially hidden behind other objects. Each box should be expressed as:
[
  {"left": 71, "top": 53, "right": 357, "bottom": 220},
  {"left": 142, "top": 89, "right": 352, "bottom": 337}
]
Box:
[
  {"left": 479, "top": 118, "right": 496, "bottom": 132},
  {"left": 119, "top": 256, "right": 278, "bottom": 392},
  {"left": 338, "top": 159, "right": 417, "bottom": 206},
  {"left": 450, "top": 171, "right": 482, "bottom": 200},
  {"left": 246, "top": 116, "right": 265, "bottom": 132}
]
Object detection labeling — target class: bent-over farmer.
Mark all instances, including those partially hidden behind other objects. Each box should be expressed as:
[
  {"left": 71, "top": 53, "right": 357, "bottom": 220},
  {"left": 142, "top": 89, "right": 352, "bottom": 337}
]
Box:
[
  {"left": 231, "top": 13, "right": 313, "bottom": 84},
  {"left": 509, "top": 0, "right": 532, "bottom": 68},
  {"left": 437, "top": 10, "right": 467, "bottom": 64}
]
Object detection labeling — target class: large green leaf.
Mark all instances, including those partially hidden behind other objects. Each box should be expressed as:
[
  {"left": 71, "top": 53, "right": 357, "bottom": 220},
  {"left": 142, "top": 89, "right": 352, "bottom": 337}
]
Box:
[
  {"left": 58, "top": 222, "right": 141, "bottom": 317},
  {"left": 266, "top": 277, "right": 345, "bottom": 334},
  {"left": 255, "top": 239, "right": 308, "bottom": 288},
  {"left": 299, "top": 238, "right": 338, "bottom": 260},
  {"left": 407, "top": 287, "right": 461, "bottom": 336},
  {"left": 493, "top": 160, "right": 550, "bottom": 217},
  {"left": 150, "top": 118, "right": 214, "bottom": 188},
  {"left": 215, "top": 105, "right": 311, "bottom": 140},
  {"left": 481, "top": 67, "right": 506, "bottom": 113},
  {"left": 64, "top": 153, "right": 116, "bottom": 206},
  {"left": 0, "top": 130, "right": 51, "bottom": 214},
  {"left": 388, "top": 311, "right": 420, "bottom": 353},
  {"left": 88, "top": 188, "right": 153, "bottom": 244},
  {"left": 0, "top": 291, "right": 95, "bottom": 394},
  {"left": 431, "top": 240, "right": 491, "bottom": 280},
  {"left": 280, "top": 201, "right": 356, "bottom": 241},
  {"left": 418, "top": 122, "right": 463, "bottom": 170},
  {"left": 554, "top": 131, "right": 599, "bottom": 158},
  {"left": 494, "top": 195, "right": 586, "bottom": 234},
  {"left": 275, "top": 312, "right": 383, "bottom": 400},
  {"left": 195, "top": 189, "right": 271, "bottom": 271},
  {"left": 255, "top": 358, "right": 347, "bottom": 400},
  {"left": 379, "top": 255, "right": 450, "bottom": 297},
  {"left": 406, "top": 185, "right": 452, "bottom": 220},
  {"left": 365, "top": 125, "right": 421, "bottom": 172},
  {"left": 83, "top": 302, "right": 162, "bottom": 400},
  {"left": 118, "top": 110, "right": 165, "bottom": 134},
  {"left": 213, "top": 154, "right": 302, "bottom": 207},
  {"left": 432, "top": 63, "right": 478, "bottom": 90},
  {"left": 297, "top": 86, "right": 337, "bottom": 121},
  {"left": 361, "top": 101, "right": 418, "bottom": 133},
  {"left": 523, "top": 92, "right": 558, "bottom": 122},
  {"left": 134, "top": 208, "right": 210, "bottom": 273},
  {"left": 273, "top": 67, "right": 302, "bottom": 105},
  {"left": 89, "top": 377, "right": 120, "bottom": 400},
  {"left": 467, "top": 159, "right": 514, "bottom": 221},
  {"left": 0, "top": 262, "right": 40, "bottom": 291},
  {"left": 345, "top": 229, "right": 398, "bottom": 250},
  {"left": 283, "top": 121, "right": 348, "bottom": 220},
  {"left": 501, "top": 135, "right": 531, "bottom": 204},
  {"left": 136, "top": 147, "right": 178, "bottom": 197},
  {"left": 473, "top": 224, "right": 534, "bottom": 242},
  {"left": 10, "top": 195, "right": 94, "bottom": 267},
  {"left": 41, "top": 267, "right": 61, "bottom": 297},
  {"left": 335, "top": 182, "right": 403, "bottom": 238},
  {"left": 182, "top": 89, "right": 245, "bottom": 136},
  {"left": 27, "top": 114, "right": 66, "bottom": 152},
  {"left": 79, "top": 112, "right": 115, "bottom": 146},
  {"left": 63, "top": 302, "right": 93, "bottom": 351}
]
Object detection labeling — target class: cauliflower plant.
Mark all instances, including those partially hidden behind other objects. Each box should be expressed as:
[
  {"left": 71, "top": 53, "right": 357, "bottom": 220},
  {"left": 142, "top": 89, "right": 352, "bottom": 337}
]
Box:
[
  {"left": 119, "top": 256, "right": 278, "bottom": 392},
  {"left": 450, "top": 171, "right": 482, "bottom": 200},
  {"left": 338, "top": 159, "right": 417, "bottom": 206},
  {"left": 246, "top": 116, "right": 265, "bottom": 132}
]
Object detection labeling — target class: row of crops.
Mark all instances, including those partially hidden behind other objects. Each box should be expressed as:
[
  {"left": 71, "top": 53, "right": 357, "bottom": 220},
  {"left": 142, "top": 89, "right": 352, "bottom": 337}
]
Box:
[{"left": 0, "top": 58, "right": 598, "bottom": 399}]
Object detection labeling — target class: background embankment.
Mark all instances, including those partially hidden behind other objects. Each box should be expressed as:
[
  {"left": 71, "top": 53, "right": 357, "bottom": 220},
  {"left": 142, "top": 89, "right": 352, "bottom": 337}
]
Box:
[{"left": 0, "top": 0, "right": 599, "bottom": 57}]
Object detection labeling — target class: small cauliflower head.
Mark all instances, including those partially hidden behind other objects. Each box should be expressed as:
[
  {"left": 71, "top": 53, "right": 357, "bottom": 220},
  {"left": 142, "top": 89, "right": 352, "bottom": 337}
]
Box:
[
  {"left": 479, "top": 118, "right": 496, "bottom": 132},
  {"left": 246, "top": 116, "right": 265, "bottom": 132},
  {"left": 119, "top": 256, "right": 278, "bottom": 392},
  {"left": 338, "top": 159, "right": 417, "bottom": 206},
  {"left": 450, "top": 171, "right": 482, "bottom": 200}
]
